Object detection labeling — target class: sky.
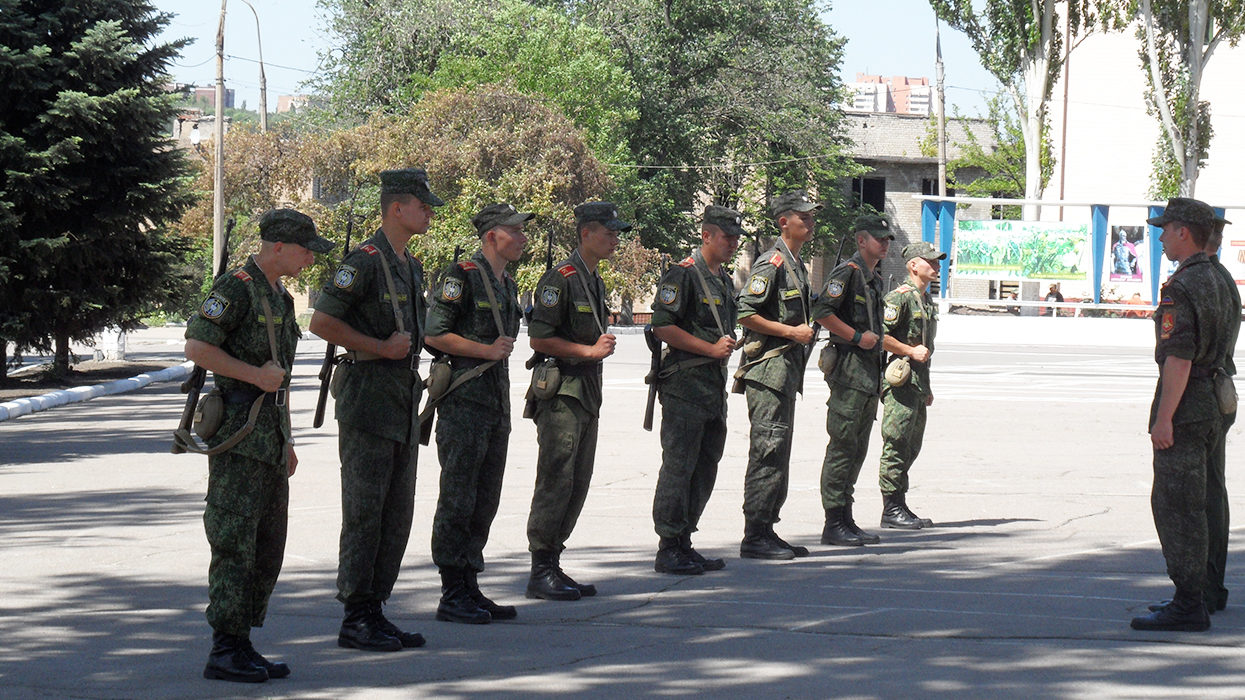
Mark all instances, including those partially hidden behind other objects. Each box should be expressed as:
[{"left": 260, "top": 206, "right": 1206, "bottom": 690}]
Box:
[{"left": 155, "top": 0, "right": 1003, "bottom": 116}]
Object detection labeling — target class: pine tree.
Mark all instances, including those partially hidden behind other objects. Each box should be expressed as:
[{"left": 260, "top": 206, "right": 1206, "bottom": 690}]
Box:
[{"left": 0, "top": 0, "right": 195, "bottom": 376}]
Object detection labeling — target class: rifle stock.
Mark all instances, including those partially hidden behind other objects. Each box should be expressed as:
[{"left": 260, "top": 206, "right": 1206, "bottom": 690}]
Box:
[
  {"left": 642, "top": 325, "right": 660, "bottom": 431},
  {"left": 313, "top": 196, "right": 357, "bottom": 429}
]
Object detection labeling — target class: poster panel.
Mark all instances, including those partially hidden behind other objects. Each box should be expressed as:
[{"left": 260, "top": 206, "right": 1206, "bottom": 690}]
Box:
[
  {"left": 1107, "top": 225, "right": 1144, "bottom": 282},
  {"left": 952, "top": 219, "right": 1090, "bottom": 282}
]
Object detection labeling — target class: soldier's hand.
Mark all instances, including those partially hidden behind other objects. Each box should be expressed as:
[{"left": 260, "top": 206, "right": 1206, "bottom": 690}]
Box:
[
  {"left": 589, "top": 333, "right": 617, "bottom": 360},
  {"left": 287, "top": 444, "right": 298, "bottom": 477},
  {"left": 487, "top": 336, "right": 516, "bottom": 361},
  {"left": 788, "top": 324, "right": 815, "bottom": 345},
  {"left": 909, "top": 344, "right": 931, "bottom": 363},
  {"left": 1151, "top": 418, "right": 1174, "bottom": 450},
  {"left": 925, "top": 393, "right": 934, "bottom": 407},
  {"left": 858, "top": 330, "right": 879, "bottom": 351},
  {"left": 254, "top": 361, "right": 286, "bottom": 393},
  {"left": 379, "top": 331, "right": 412, "bottom": 360},
  {"left": 710, "top": 336, "right": 736, "bottom": 360}
]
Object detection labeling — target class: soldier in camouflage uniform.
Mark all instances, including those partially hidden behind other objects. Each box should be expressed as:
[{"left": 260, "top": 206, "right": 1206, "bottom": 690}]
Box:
[
  {"left": 310, "top": 168, "right": 442, "bottom": 651},
  {"left": 811, "top": 212, "right": 892, "bottom": 547},
  {"left": 524, "top": 201, "right": 622, "bottom": 601},
  {"left": 650, "top": 205, "right": 743, "bottom": 575},
  {"left": 735, "top": 191, "right": 819, "bottom": 561},
  {"left": 425, "top": 203, "right": 529, "bottom": 623},
  {"left": 185, "top": 209, "right": 333, "bottom": 683},
  {"left": 1131, "top": 198, "right": 1234, "bottom": 633},
  {"left": 876, "top": 241, "right": 945, "bottom": 530}
]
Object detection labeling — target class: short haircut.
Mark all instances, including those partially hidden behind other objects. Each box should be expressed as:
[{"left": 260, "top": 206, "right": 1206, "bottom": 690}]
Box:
[
  {"left": 1184, "top": 220, "right": 1211, "bottom": 249},
  {"left": 380, "top": 192, "right": 416, "bottom": 215}
]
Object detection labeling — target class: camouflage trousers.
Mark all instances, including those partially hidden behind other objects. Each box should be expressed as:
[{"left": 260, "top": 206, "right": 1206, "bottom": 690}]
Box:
[
  {"left": 431, "top": 396, "right": 510, "bottom": 572},
  {"left": 653, "top": 393, "right": 726, "bottom": 539},
  {"left": 742, "top": 382, "right": 796, "bottom": 525},
  {"left": 204, "top": 451, "right": 288, "bottom": 636},
  {"left": 1152, "top": 417, "right": 1222, "bottom": 596},
  {"left": 878, "top": 383, "right": 928, "bottom": 496},
  {"left": 527, "top": 395, "right": 597, "bottom": 552},
  {"left": 337, "top": 422, "right": 416, "bottom": 605},
  {"left": 820, "top": 384, "right": 879, "bottom": 510},
  {"left": 1207, "top": 410, "right": 1236, "bottom": 607}
]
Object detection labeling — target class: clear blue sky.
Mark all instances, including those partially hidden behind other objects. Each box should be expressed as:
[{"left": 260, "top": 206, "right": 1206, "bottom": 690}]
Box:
[{"left": 155, "top": 0, "right": 1002, "bottom": 116}]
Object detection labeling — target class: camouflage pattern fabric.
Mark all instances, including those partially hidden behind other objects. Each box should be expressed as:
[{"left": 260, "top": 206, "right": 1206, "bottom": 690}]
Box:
[
  {"left": 736, "top": 241, "right": 808, "bottom": 525},
  {"left": 1205, "top": 254, "right": 1240, "bottom": 607},
  {"left": 527, "top": 253, "right": 608, "bottom": 415},
  {"left": 650, "top": 251, "right": 737, "bottom": 538},
  {"left": 527, "top": 395, "right": 597, "bottom": 552},
  {"left": 426, "top": 250, "right": 521, "bottom": 571},
  {"left": 809, "top": 251, "right": 885, "bottom": 395},
  {"left": 820, "top": 385, "right": 879, "bottom": 510},
  {"left": 1149, "top": 251, "right": 1235, "bottom": 598},
  {"left": 878, "top": 279, "right": 937, "bottom": 496},
  {"left": 880, "top": 281, "right": 937, "bottom": 397}
]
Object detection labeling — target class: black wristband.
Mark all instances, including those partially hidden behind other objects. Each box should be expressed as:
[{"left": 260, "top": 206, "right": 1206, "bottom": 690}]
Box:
[{"left": 851, "top": 329, "right": 862, "bottom": 345}]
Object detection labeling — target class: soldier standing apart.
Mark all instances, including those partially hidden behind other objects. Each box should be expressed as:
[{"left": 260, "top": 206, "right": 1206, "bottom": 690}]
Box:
[
  {"left": 310, "top": 168, "right": 442, "bottom": 651},
  {"left": 650, "top": 205, "right": 743, "bottom": 575},
  {"left": 524, "top": 201, "right": 622, "bottom": 600},
  {"left": 186, "top": 209, "right": 334, "bottom": 683},
  {"left": 1131, "top": 197, "right": 1234, "bottom": 632},
  {"left": 425, "top": 204, "right": 529, "bottom": 623},
  {"left": 811, "top": 213, "right": 892, "bottom": 547},
  {"left": 876, "top": 241, "right": 945, "bottom": 529},
  {"left": 734, "top": 191, "right": 819, "bottom": 560}
]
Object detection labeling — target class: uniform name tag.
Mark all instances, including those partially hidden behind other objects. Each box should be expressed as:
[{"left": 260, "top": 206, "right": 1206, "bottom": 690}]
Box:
[
  {"left": 575, "top": 304, "right": 593, "bottom": 313},
  {"left": 781, "top": 288, "right": 801, "bottom": 300}
]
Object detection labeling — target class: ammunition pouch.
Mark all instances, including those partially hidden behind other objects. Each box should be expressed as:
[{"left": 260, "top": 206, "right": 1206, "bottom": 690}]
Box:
[
  {"left": 884, "top": 356, "right": 912, "bottom": 388},
  {"left": 193, "top": 388, "right": 224, "bottom": 440}
]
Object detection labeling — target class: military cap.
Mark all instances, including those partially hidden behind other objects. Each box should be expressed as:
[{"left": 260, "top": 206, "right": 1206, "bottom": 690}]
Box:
[
  {"left": 574, "top": 201, "right": 631, "bottom": 231},
  {"left": 853, "top": 212, "right": 895, "bottom": 240},
  {"left": 770, "top": 190, "right": 823, "bottom": 217},
  {"left": 380, "top": 168, "right": 445, "bottom": 207},
  {"left": 902, "top": 240, "right": 946, "bottom": 262},
  {"left": 258, "top": 208, "right": 334, "bottom": 253},
  {"left": 473, "top": 202, "right": 534, "bottom": 236},
  {"left": 1146, "top": 197, "right": 1216, "bottom": 230},
  {"left": 702, "top": 205, "right": 746, "bottom": 237}
]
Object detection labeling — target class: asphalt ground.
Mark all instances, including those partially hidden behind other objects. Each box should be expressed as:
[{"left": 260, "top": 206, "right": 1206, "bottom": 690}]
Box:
[{"left": 1, "top": 318, "right": 1243, "bottom": 699}]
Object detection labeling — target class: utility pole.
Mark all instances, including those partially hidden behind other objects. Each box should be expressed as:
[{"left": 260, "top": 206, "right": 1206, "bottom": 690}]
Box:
[
  {"left": 240, "top": 0, "right": 267, "bottom": 131},
  {"left": 213, "top": 0, "right": 226, "bottom": 274},
  {"left": 935, "top": 19, "right": 947, "bottom": 198}
]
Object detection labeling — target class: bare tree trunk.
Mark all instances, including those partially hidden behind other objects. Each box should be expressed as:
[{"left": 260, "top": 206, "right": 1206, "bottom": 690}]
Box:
[
  {"left": 0, "top": 338, "right": 7, "bottom": 382},
  {"left": 53, "top": 330, "right": 71, "bottom": 376}
]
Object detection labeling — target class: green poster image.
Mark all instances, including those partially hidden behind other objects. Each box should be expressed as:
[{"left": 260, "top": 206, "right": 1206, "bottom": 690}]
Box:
[{"left": 953, "top": 219, "right": 1090, "bottom": 281}]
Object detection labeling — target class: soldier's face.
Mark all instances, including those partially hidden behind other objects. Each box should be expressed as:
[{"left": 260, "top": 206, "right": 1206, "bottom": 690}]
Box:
[
  {"left": 910, "top": 256, "right": 938, "bottom": 284},
  {"left": 779, "top": 210, "right": 815, "bottom": 242},
  {"left": 490, "top": 224, "right": 527, "bottom": 263},
  {"left": 581, "top": 222, "right": 620, "bottom": 261},
  {"left": 702, "top": 226, "right": 740, "bottom": 266},
  {"left": 1159, "top": 222, "right": 1191, "bottom": 261},
  {"left": 275, "top": 242, "right": 314, "bottom": 275},
  {"left": 396, "top": 198, "right": 434, "bottom": 235}
]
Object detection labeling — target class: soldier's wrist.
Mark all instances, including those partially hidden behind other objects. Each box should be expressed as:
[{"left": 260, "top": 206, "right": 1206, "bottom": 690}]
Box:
[{"left": 851, "top": 329, "right": 863, "bottom": 345}]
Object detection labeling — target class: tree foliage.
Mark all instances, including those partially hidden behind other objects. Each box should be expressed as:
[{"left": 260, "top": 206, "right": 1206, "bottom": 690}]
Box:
[{"left": 0, "top": 0, "right": 195, "bottom": 374}]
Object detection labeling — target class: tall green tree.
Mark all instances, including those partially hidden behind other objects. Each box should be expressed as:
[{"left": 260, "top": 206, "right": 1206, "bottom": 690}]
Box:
[
  {"left": 1133, "top": 0, "right": 1245, "bottom": 197},
  {"left": 0, "top": 0, "right": 195, "bottom": 375}
]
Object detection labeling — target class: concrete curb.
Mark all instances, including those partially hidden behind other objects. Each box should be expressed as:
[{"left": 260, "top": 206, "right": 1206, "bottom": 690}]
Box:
[{"left": 0, "top": 361, "right": 193, "bottom": 423}]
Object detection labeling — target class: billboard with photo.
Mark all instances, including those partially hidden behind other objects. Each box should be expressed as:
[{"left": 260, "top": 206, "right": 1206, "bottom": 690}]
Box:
[
  {"left": 1107, "top": 225, "right": 1144, "bottom": 282},
  {"left": 952, "top": 219, "right": 1090, "bottom": 282}
]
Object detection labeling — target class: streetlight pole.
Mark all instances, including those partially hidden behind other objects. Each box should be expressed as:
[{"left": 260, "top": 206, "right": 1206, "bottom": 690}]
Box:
[
  {"left": 213, "top": 0, "right": 226, "bottom": 274},
  {"left": 240, "top": 0, "right": 267, "bottom": 132}
]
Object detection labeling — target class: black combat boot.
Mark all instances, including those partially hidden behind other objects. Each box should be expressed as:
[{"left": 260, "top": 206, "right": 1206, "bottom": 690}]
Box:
[
  {"left": 554, "top": 550, "right": 598, "bottom": 597},
  {"left": 370, "top": 601, "right": 427, "bottom": 648},
  {"left": 465, "top": 568, "right": 517, "bottom": 620},
  {"left": 338, "top": 602, "right": 402, "bottom": 652},
  {"left": 843, "top": 502, "right": 880, "bottom": 544},
  {"left": 896, "top": 493, "right": 934, "bottom": 528},
  {"left": 766, "top": 524, "right": 810, "bottom": 557},
  {"left": 437, "top": 568, "right": 492, "bottom": 624},
  {"left": 820, "top": 506, "right": 865, "bottom": 546},
  {"left": 203, "top": 630, "right": 268, "bottom": 683},
  {"left": 1131, "top": 589, "right": 1211, "bottom": 632},
  {"left": 241, "top": 638, "right": 290, "bottom": 679},
  {"left": 740, "top": 520, "right": 796, "bottom": 560},
  {"left": 655, "top": 536, "right": 705, "bottom": 575},
  {"left": 526, "top": 550, "right": 581, "bottom": 601},
  {"left": 679, "top": 533, "right": 725, "bottom": 571},
  {"left": 881, "top": 494, "right": 925, "bottom": 529}
]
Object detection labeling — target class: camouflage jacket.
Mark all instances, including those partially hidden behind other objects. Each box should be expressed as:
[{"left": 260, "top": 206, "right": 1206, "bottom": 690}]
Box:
[
  {"left": 651, "top": 249, "right": 738, "bottom": 413},
  {"left": 425, "top": 249, "right": 523, "bottom": 414},
  {"left": 185, "top": 256, "right": 298, "bottom": 464},
  {"left": 882, "top": 279, "right": 938, "bottom": 397},
  {"left": 735, "top": 238, "right": 810, "bottom": 394},
  {"left": 528, "top": 250, "right": 609, "bottom": 415},
  {"left": 811, "top": 251, "right": 885, "bottom": 395},
  {"left": 1210, "top": 254, "right": 1241, "bottom": 377}
]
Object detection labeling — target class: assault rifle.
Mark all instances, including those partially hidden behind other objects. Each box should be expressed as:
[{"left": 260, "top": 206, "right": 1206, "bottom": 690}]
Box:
[
  {"left": 313, "top": 201, "right": 356, "bottom": 429},
  {"left": 642, "top": 325, "right": 660, "bottom": 431},
  {"left": 172, "top": 218, "right": 234, "bottom": 454}
]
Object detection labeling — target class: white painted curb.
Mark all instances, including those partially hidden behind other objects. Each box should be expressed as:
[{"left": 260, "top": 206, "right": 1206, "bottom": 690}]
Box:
[{"left": 0, "top": 361, "right": 194, "bottom": 422}]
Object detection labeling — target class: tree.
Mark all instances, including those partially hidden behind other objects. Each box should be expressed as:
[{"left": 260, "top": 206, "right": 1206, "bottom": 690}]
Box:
[
  {"left": 1134, "top": 0, "right": 1245, "bottom": 197},
  {"left": 0, "top": 0, "right": 195, "bottom": 375},
  {"left": 929, "top": 1, "right": 1121, "bottom": 218}
]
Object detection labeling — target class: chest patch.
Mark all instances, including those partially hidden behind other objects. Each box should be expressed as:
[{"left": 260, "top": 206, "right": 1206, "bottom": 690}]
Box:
[
  {"left": 748, "top": 274, "right": 769, "bottom": 296},
  {"left": 1160, "top": 312, "right": 1174, "bottom": 339},
  {"left": 826, "top": 281, "right": 844, "bottom": 298},
  {"left": 540, "top": 285, "right": 561, "bottom": 308},
  {"left": 575, "top": 303, "right": 593, "bottom": 314},
  {"left": 441, "top": 278, "right": 463, "bottom": 302},
  {"left": 333, "top": 265, "right": 358, "bottom": 289},
  {"left": 884, "top": 305, "right": 899, "bottom": 322},
  {"left": 200, "top": 292, "right": 229, "bottom": 320},
  {"left": 658, "top": 283, "right": 679, "bottom": 305},
  {"left": 781, "top": 288, "right": 801, "bottom": 300}
]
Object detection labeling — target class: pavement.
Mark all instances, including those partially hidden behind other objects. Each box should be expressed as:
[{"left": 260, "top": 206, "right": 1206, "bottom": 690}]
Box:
[{"left": 1, "top": 316, "right": 1243, "bottom": 699}]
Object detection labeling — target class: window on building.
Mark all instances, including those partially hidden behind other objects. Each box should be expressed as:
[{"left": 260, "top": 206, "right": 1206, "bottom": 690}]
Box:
[
  {"left": 920, "top": 178, "right": 955, "bottom": 197},
  {"left": 852, "top": 177, "right": 886, "bottom": 211}
]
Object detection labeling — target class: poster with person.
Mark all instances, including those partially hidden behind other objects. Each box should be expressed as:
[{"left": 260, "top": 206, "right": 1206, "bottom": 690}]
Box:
[{"left": 1108, "top": 225, "right": 1144, "bottom": 282}]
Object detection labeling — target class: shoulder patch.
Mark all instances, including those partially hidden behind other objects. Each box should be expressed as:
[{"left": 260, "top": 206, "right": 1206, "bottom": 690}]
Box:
[
  {"left": 1160, "top": 312, "right": 1174, "bottom": 339},
  {"left": 769, "top": 252, "right": 784, "bottom": 267},
  {"left": 658, "top": 283, "right": 679, "bottom": 305},
  {"left": 360, "top": 243, "right": 380, "bottom": 255},
  {"left": 441, "top": 278, "right": 463, "bottom": 302},
  {"left": 826, "top": 281, "right": 844, "bottom": 298},
  {"left": 540, "top": 285, "right": 561, "bottom": 307},
  {"left": 333, "top": 264, "right": 358, "bottom": 289},
  {"left": 458, "top": 261, "right": 478, "bottom": 271},
  {"left": 846, "top": 261, "right": 860, "bottom": 270},
  {"left": 748, "top": 274, "right": 769, "bottom": 296},
  {"left": 678, "top": 257, "right": 695, "bottom": 268},
  {"left": 557, "top": 263, "right": 579, "bottom": 278},
  {"left": 884, "top": 305, "right": 899, "bottom": 322},
  {"left": 200, "top": 292, "right": 229, "bottom": 320},
  {"left": 897, "top": 284, "right": 913, "bottom": 293},
  {"left": 232, "top": 269, "right": 252, "bottom": 282}
]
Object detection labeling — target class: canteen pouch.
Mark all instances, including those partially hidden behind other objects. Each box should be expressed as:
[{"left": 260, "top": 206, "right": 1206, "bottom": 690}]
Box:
[
  {"left": 818, "top": 343, "right": 839, "bottom": 376},
  {"left": 1214, "top": 369, "right": 1238, "bottom": 415},
  {"left": 529, "top": 357, "right": 561, "bottom": 400},
  {"left": 424, "top": 355, "right": 452, "bottom": 401},
  {"left": 884, "top": 357, "right": 912, "bottom": 388},
  {"left": 193, "top": 388, "right": 224, "bottom": 440},
  {"left": 330, "top": 360, "right": 349, "bottom": 398}
]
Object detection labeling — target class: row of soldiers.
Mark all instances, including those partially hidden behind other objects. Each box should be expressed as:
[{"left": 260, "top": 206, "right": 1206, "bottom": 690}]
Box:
[{"left": 181, "top": 168, "right": 980, "bottom": 684}]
